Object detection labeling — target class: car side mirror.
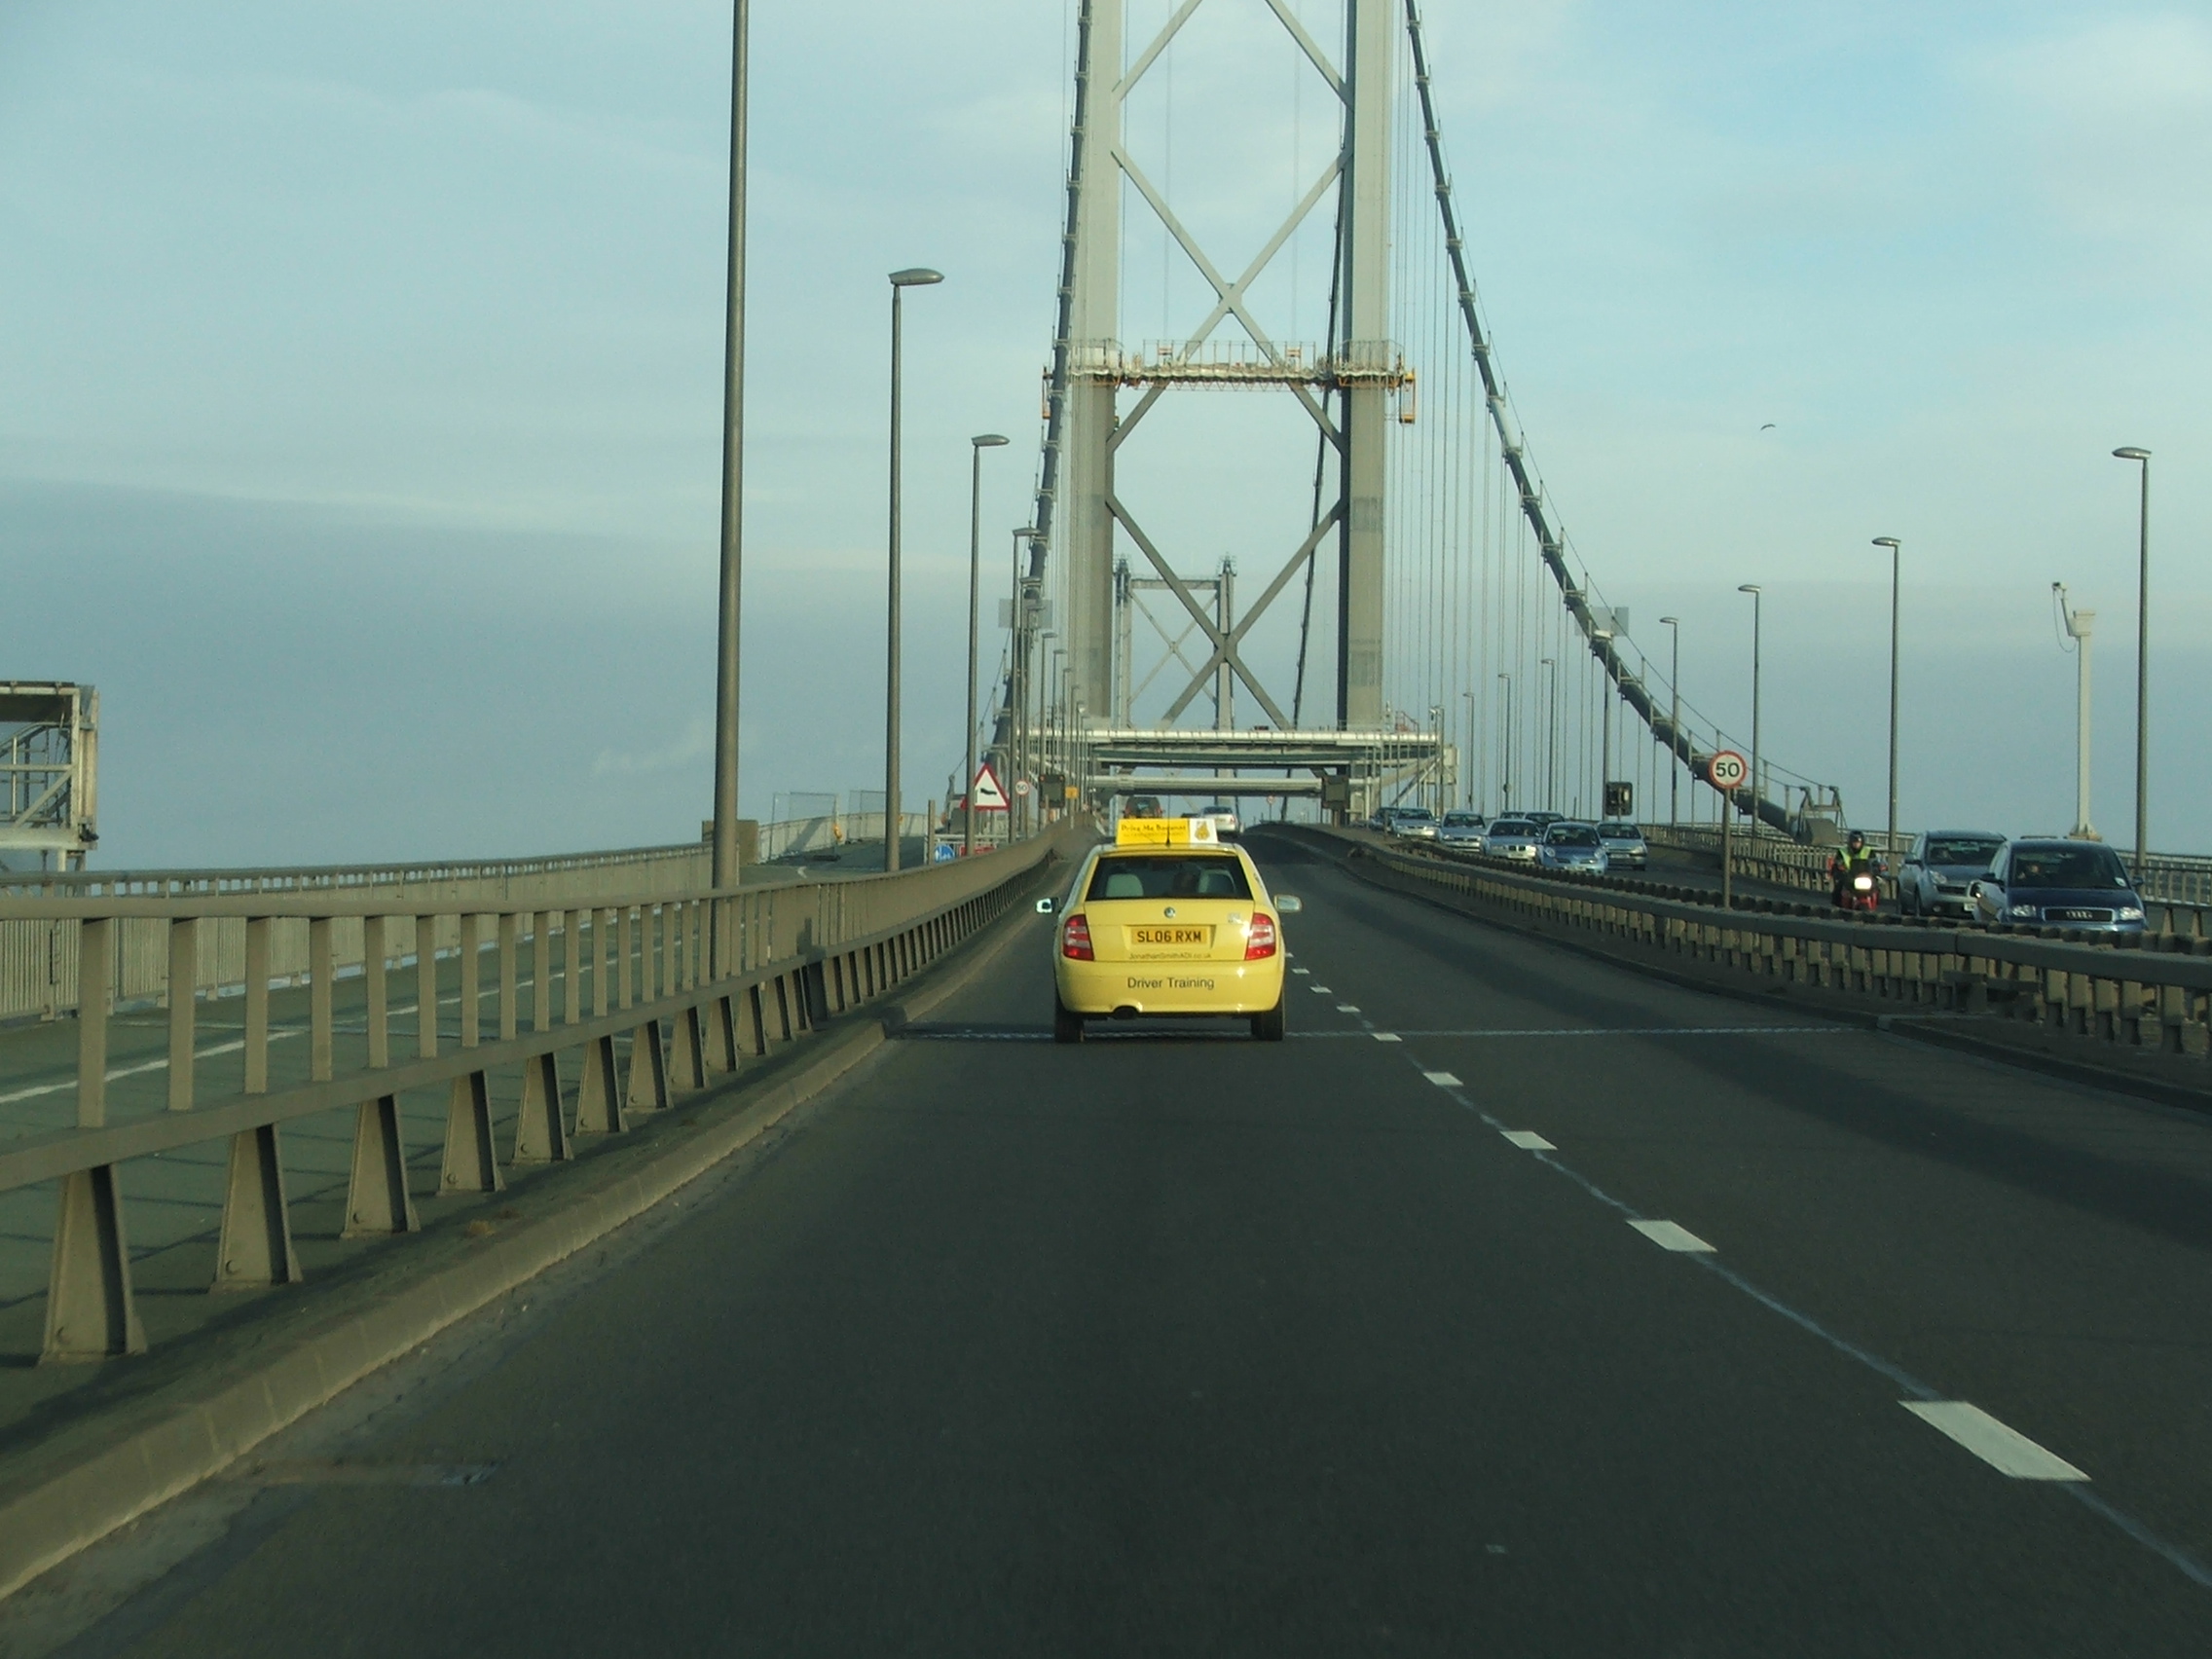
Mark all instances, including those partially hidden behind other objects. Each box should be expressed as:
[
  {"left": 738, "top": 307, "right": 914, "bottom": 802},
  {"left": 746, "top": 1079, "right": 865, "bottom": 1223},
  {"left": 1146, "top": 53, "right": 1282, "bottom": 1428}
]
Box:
[
  {"left": 1035, "top": 897, "right": 1057, "bottom": 914},
  {"left": 1275, "top": 896, "right": 1303, "bottom": 914}
]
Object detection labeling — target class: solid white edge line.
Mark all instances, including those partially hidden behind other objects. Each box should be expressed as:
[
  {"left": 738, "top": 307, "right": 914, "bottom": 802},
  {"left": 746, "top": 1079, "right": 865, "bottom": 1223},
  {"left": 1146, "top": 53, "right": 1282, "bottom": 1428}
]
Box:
[
  {"left": 1901, "top": 1401, "right": 2089, "bottom": 1482},
  {"left": 1628, "top": 1219, "right": 1715, "bottom": 1253},
  {"left": 1500, "top": 1129, "right": 1555, "bottom": 1151}
]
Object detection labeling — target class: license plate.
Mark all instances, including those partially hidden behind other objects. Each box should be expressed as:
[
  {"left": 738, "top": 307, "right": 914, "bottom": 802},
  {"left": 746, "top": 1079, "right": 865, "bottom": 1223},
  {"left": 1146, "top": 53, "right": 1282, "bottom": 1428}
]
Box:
[{"left": 1131, "top": 926, "right": 1211, "bottom": 946}]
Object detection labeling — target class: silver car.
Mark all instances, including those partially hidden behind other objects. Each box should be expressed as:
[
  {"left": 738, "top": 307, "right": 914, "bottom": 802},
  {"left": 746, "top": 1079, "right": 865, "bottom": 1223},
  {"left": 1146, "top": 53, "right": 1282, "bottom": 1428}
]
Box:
[
  {"left": 1437, "top": 810, "right": 1486, "bottom": 849},
  {"left": 1391, "top": 807, "right": 1440, "bottom": 840},
  {"left": 1597, "top": 820, "right": 1648, "bottom": 870},
  {"left": 1482, "top": 817, "right": 1542, "bottom": 863},
  {"left": 1897, "top": 830, "right": 2004, "bottom": 918}
]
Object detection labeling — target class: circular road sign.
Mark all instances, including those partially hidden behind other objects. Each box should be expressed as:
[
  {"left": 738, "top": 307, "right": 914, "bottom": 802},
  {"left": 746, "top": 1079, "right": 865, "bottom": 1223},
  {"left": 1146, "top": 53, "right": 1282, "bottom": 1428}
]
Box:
[
  {"left": 1708, "top": 750, "right": 1748, "bottom": 789},
  {"left": 1014, "top": 779, "right": 1033, "bottom": 796}
]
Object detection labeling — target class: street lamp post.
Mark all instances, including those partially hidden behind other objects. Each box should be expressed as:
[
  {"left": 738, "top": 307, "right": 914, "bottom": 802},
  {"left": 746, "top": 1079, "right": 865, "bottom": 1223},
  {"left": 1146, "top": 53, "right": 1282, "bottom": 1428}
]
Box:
[
  {"left": 2114, "top": 447, "right": 2152, "bottom": 874},
  {"left": 707, "top": 0, "right": 752, "bottom": 977},
  {"left": 1593, "top": 629, "right": 1615, "bottom": 819},
  {"left": 883, "top": 267, "right": 943, "bottom": 871},
  {"left": 1873, "top": 537, "right": 1901, "bottom": 856},
  {"left": 1461, "top": 690, "right": 1477, "bottom": 811},
  {"left": 962, "top": 435, "right": 1009, "bottom": 855},
  {"left": 1659, "top": 616, "right": 1680, "bottom": 827},
  {"left": 1738, "top": 584, "right": 1763, "bottom": 836},
  {"left": 2054, "top": 583, "right": 2097, "bottom": 838},
  {"left": 1539, "top": 657, "right": 1557, "bottom": 811},
  {"left": 1427, "top": 704, "right": 1444, "bottom": 814},
  {"left": 1009, "top": 528, "right": 1038, "bottom": 838},
  {"left": 1497, "top": 673, "right": 1514, "bottom": 805}
]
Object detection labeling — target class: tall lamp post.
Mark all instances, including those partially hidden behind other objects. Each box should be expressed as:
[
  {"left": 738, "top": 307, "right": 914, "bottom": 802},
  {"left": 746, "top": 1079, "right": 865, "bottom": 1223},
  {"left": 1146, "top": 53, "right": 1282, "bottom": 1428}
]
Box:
[
  {"left": 1461, "top": 690, "right": 1477, "bottom": 810},
  {"left": 1738, "top": 584, "right": 1763, "bottom": 835},
  {"left": 1872, "top": 537, "right": 1901, "bottom": 855},
  {"left": 2113, "top": 446, "right": 2152, "bottom": 874},
  {"left": 1659, "top": 616, "right": 1681, "bottom": 827},
  {"left": 1539, "top": 657, "right": 1557, "bottom": 811},
  {"left": 1427, "top": 704, "right": 1445, "bottom": 813},
  {"left": 1497, "top": 673, "right": 1514, "bottom": 806},
  {"left": 882, "top": 267, "right": 943, "bottom": 871},
  {"left": 1593, "top": 628, "right": 1615, "bottom": 818},
  {"left": 708, "top": 0, "right": 751, "bottom": 974},
  {"left": 2054, "top": 583, "right": 2097, "bottom": 838},
  {"left": 962, "top": 434, "right": 1009, "bottom": 854},
  {"left": 1008, "top": 528, "right": 1038, "bottom": 838}
]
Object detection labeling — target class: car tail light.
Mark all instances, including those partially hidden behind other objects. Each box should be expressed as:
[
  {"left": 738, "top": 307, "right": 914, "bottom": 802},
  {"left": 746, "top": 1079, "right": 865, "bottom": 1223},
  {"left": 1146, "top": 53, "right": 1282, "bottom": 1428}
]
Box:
[
  {"left": 1245, "top": 914, "right": 1277, "bottom": 960},
  {"left": 1061, "top": 913, "right": 1094, "bottom": 960}
]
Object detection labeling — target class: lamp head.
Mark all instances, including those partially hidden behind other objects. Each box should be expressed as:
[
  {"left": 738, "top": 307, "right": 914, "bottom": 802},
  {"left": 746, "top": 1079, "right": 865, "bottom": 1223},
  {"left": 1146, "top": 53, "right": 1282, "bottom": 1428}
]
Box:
[
  {"left": 1659, "top": 614, "right": 1679, "bottom": 626},
  {"left": 890, "top": 268, "right": 944, "bottom": 287},
  {"left": 2113, "top": 447, "right": 2151, "bottom": 461},
  {"left": 1738, "top": 583, "right": 1762, "bottom": 596},
  {"left": 974, "top": 433, "right": 1009, "bottom": 448},
  {"left": 1872, "top": 536, "right": 1899, "bottom": 549}
]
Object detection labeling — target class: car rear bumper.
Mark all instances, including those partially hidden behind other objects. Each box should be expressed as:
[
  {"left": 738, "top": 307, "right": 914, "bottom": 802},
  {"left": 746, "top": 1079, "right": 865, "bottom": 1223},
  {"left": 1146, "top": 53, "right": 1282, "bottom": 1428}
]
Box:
[{"left": 1055, "top": 957, "right": 1285, "bottom": 1016}]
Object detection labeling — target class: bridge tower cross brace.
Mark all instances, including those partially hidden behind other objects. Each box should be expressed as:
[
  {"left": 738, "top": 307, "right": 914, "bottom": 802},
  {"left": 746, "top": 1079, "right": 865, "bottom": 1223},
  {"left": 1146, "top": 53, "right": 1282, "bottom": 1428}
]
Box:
[{"left": 1062, "top": 0, "right": 1396, "bottom": 747}]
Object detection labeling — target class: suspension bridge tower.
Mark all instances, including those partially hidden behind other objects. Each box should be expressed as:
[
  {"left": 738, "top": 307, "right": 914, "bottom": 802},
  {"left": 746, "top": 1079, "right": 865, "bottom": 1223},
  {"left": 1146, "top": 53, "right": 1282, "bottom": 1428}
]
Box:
[{"left": 1043, "top": 0, "right": 1442, "bottom": 820}]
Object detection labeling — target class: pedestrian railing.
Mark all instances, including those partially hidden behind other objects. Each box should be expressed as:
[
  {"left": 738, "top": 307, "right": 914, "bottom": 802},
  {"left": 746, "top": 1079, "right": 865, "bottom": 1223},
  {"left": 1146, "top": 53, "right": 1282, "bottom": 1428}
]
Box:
[
  {"left": 1310, "top": 830, "right": 2212, "bottom": 1076},
  {"left": 1, "top": 831, "right": 1069, "bottom": 1363}
]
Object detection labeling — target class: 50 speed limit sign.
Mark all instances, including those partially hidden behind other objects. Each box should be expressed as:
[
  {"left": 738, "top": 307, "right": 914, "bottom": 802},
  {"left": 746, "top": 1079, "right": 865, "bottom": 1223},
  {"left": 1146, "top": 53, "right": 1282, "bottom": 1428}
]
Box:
[{"left": 1708, "top": 750, "right": 1748, "bottom": 790}]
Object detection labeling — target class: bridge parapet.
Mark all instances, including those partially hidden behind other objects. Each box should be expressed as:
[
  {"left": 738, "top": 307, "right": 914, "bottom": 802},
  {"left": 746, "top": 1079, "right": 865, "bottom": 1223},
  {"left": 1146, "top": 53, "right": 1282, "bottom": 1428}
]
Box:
[{"left": 0, "top": 825, "right": 1082, "bottom": 1365}]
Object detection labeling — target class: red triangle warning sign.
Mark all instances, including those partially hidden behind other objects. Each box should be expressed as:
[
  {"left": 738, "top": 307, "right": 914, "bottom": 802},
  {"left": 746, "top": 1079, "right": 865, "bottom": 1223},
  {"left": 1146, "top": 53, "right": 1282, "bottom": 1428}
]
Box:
[{"left": 969, "top": 762, "right": 1010, "bottom": 811}]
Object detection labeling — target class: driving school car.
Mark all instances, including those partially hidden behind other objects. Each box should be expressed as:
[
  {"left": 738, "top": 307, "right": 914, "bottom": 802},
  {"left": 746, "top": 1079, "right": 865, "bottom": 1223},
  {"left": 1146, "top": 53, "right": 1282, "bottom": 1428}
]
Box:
[{"left": 1039, "top": 817, "right": 1301, "bottom": 1044}]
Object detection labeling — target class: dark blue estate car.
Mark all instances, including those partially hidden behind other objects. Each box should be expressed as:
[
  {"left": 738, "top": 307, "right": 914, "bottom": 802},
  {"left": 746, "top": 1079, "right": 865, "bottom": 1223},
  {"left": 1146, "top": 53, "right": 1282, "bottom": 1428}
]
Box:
[{"left": 1969, "top": 840, "right": 2147, "bottom": 935}]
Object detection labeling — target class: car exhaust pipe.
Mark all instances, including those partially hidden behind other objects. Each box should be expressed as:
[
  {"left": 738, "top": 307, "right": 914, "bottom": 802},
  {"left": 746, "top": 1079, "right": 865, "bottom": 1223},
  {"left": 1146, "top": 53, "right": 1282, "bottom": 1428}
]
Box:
[{"left": 1112, "top": 1006, "right": 1140, "bottom": 1019}]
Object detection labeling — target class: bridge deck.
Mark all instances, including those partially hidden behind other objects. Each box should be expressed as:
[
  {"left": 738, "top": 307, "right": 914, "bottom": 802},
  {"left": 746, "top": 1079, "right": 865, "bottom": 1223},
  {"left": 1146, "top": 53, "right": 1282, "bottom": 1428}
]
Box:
[{"left": 6, "top": 832, "right": 2211, "bottom": 1650}]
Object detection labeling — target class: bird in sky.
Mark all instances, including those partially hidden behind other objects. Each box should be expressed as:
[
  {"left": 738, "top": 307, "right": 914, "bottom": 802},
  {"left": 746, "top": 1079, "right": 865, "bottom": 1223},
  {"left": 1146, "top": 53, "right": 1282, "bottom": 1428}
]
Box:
[{"left": 1759, "top": 423, "right": 1777, "bottom": 431}]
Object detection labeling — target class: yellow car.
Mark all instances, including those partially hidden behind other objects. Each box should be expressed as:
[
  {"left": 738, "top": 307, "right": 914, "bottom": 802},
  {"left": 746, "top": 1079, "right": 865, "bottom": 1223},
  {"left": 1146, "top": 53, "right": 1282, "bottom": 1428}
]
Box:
[{"left": 1038, "top": 818, "right": 1303, "bottom": 1044}]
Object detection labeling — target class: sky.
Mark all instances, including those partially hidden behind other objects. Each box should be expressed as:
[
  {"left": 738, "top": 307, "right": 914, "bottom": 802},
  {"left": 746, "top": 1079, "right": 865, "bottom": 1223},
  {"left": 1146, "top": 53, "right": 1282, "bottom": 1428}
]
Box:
[{"left": 1, "top": 1, "right": 2206, "bottom": 867}]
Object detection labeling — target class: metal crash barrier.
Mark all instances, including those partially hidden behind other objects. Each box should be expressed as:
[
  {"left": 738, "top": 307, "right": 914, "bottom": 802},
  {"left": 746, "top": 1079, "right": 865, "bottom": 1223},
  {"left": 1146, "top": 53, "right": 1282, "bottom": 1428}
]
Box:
[
  {"left": 1293, "top": 828, "right": 2212, "bottom": 1068},
  {"left": 0, "top": 830, "right": 1074, "bottom": 1363}
]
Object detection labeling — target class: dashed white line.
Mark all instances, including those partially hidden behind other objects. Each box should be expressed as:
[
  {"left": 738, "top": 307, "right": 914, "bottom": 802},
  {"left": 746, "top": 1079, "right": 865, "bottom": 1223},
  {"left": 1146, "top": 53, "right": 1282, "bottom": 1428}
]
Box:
[
  {"left": 1628, "top": 1219, "right": 1715, "bottom": 1254},
  {"left": 1421, "top": 1070, "right": 1462, "bottom": 1088},
  {"left": 1901, "top": 1402, "right": 2089, "bottom": 1481},
  {"left": 1309, "top": 984, "right": 1333, "bottom": 994},
  {"left": 1291, "top": 967, "right": 1309, "bottom": 976},
  {"left": 1336, "top": 1005, "right": 1360, "bottom": 1014},
  {"left": 1372, "top": 1032, "right": 1401, "bottom": 1043},
  {"left": 1499, "top": 1129, "right": 1555, "bottom": 1151}
]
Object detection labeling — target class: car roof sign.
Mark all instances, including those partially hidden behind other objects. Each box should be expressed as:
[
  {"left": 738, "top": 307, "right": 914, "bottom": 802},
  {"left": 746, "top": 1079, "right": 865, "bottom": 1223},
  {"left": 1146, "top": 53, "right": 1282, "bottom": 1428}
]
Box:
[{"left": 1116, "top": 816, "right": 1219, "bottom": 848}]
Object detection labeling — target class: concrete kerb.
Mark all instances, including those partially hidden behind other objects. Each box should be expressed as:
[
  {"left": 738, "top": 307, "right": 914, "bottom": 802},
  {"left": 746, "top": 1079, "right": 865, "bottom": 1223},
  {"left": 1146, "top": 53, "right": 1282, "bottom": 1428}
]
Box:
[
  {"left": 1261, "top": 825, "right": 2212, "bottom": 1120},
  {"left": 0, "top": 849, "right": 1064, "bottom": 1604}
]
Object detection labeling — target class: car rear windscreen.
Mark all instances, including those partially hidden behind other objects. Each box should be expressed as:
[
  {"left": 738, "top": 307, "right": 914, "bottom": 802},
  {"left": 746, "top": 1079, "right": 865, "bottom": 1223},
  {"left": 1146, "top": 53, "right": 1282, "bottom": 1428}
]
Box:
[
  {"left": 1927, "top": 837, "right": 2002, "bottom": 866},
  {"left": 1490, "top": 820, "right": 1533, "bottom": 835},
  {"left": 1087, "top": 855, "right": 1254, "bottom": 903},
  {"left": 1548, "top": 826, "right": 1602, "bottom": 847}
]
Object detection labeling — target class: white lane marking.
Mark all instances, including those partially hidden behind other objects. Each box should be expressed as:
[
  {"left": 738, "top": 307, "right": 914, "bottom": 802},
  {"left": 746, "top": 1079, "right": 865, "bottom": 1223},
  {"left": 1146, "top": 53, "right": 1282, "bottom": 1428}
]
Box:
[
  {"left": 1284, "top": 1026, "right": 1846, "bottom": 1040},
  {"left": 1629, "top": 1219, "right": 1715, "bottom": 1253},
  {"left": 1309, "top": 984, "right": 1333, "bottom": 994},
  {"left": 1901, "top": 1402, "right": 2089, "bottom": 1482},
  {"left": 1372, "top": 1032, "right": 1401, "bottom": 1043},
  {"left": 1422, "top": 1070, "right": 1462, "bottom": 1088},
  {"left": 1336, "top": 1004, "right": 1360, "bottom": 1014},
  {"left": 1500, "top": 1129, "right": 1555, "bottom": 1151},
  {"left": 1291, "top": 967, "right": 1309, "bottom": 976}
]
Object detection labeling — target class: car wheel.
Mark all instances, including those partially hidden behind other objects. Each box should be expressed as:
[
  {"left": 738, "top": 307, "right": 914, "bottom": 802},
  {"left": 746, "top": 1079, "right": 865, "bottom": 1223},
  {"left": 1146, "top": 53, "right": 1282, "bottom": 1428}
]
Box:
[
  {"left": 1053, "top": 995, "right": 1085, "bottom": 1045},
  {"left": 1250, "top": 999, "right": 1286, "bottom": 1042}
]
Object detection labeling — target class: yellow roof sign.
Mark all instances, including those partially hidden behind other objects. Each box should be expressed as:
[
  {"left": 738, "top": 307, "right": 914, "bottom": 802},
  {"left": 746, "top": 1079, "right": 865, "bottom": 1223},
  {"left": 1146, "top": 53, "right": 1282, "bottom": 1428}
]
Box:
[{"left": 1115, "top": 816, "right": 1220, "bottom": 847}]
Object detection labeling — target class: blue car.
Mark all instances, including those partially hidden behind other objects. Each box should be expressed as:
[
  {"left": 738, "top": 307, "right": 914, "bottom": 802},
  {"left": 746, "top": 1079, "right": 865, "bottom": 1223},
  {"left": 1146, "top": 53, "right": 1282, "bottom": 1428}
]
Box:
[
  {"left": 1537, "top": 820, "right": 1610, "bottom": 875},
  {"left": 1969, "top": 839, "right": 2147, "bottom": 935}
]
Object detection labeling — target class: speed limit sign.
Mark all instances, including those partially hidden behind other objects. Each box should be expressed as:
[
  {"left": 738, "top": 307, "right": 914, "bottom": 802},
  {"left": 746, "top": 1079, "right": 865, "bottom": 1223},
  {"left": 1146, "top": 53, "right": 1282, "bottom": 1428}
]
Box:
[{"left": 1709, "top": 750, "right": 1748, "bottom": 790}]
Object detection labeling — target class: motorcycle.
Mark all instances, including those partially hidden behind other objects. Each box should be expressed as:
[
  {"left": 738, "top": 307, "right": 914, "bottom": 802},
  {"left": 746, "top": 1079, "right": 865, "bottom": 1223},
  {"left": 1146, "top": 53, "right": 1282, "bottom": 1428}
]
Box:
[{"left": 1831, "top": 858, "right": 1882, "bottom": 915}]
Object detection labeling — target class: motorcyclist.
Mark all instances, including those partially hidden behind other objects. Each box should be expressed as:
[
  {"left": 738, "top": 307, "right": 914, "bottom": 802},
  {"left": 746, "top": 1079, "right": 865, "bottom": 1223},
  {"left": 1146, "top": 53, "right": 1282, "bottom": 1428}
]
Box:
[{"left": 1828, "top": 830, "right": 1880, "bottom": 907}]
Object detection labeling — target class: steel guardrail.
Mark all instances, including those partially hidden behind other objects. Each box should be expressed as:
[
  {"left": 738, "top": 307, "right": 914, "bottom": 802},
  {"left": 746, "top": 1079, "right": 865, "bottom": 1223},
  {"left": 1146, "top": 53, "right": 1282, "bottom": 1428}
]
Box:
[
  {"left": 6, "top": 828, "right": 1080, "bottom": 1362},
  {"left": 1276, "top": 826, "right": 2212, "bottom": 1080}
]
